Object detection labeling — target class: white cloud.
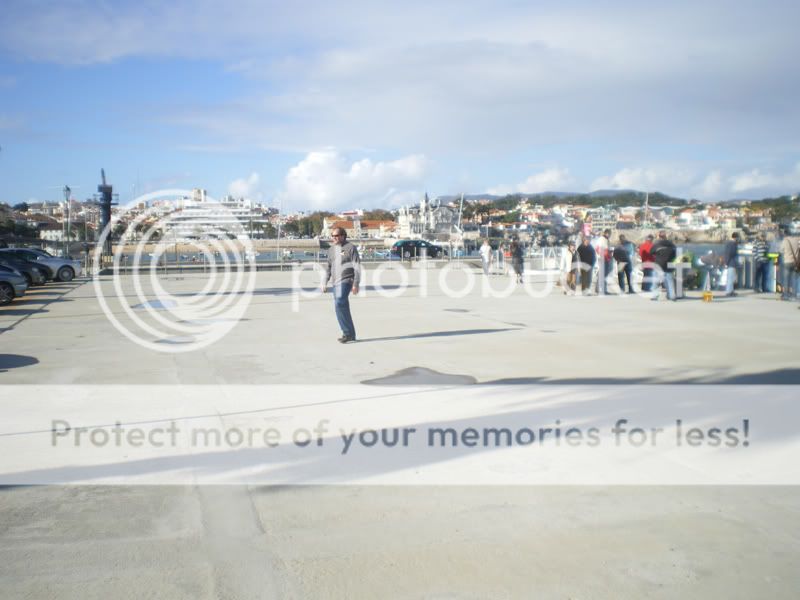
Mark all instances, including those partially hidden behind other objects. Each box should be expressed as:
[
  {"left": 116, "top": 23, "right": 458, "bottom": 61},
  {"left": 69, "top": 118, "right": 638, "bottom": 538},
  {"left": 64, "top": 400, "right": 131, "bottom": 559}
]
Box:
[
  {"left": 278, "top": 150, "right": 429, "bottom": 210},
  {"left": 8, "top": 2, "right": 798, "bottom": 155},
  {"left": 729, "top": 163, "right": 800, "bottom": 195},
  {"left": 2, "top": 1, "right": 800, "bottom": 202},
  {"left": 591, "top": 167, "right": 695, "bottom": 194},
  {"left": 228, "top": 172, "right": 262, "bottom": 200},
  {"left": 589, "top": 163, "right": 800, "bottom": 200},
  {"left": 488, "top": 167, "right": 576, "bottom": 195},
  {"left": 694, "top": 171, "right": 723, "bottom": 198}
]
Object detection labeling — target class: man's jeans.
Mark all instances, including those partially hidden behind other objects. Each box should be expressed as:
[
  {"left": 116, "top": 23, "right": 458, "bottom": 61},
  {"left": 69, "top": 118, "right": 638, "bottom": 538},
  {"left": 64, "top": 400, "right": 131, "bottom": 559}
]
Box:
[
  {"left": 333, "top": 280, "right": 356, "bottom": 339},
  {"left": 617, "top": 262, "right": 633, "bottom": 292},
  {"left": 725, "top": 266, "right": 736, "bottom": 295},
  {"left": 781, "top": 266, "right": 798, "bottom": 300},
  {"left": 652, "top": 268, "right": 675, "bottom": 300},
  {"left": 598, "top": 260, "right": 613, "bottom": 294},
  {"left": 754, "top": 261, "right": 768, "bottom": 292},
  {"left": 641, "top": 267, "right": 653, "bottom": 292}
]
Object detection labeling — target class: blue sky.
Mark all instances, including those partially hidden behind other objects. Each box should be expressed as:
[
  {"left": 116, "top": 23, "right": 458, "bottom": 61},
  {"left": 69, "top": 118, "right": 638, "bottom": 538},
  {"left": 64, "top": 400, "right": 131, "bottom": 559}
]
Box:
[{"left": 1, "top": 0, "right": 799, "bottom": 211}]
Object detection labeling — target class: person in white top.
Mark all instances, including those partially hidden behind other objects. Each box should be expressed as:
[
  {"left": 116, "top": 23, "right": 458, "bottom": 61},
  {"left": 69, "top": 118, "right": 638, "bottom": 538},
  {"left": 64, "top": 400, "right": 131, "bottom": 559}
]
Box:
[
  {"left": 560, "top": 240, "right": 578, "bottom": 294},
  {"left": 479, "top": 239, "right": 493, "bottom": 276}
]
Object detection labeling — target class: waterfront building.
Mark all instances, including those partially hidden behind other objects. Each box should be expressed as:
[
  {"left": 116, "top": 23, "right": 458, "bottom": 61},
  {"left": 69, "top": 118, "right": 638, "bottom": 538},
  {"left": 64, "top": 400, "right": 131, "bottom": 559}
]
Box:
[
  {"left": 321, "top": 218, "right": 396, "bottom": 239},
  {"left": 160, "top": 189, "right": 272, "bottom": 240},
  {"left": 397, "top": 194, "right": 458, "bottom": 239}
]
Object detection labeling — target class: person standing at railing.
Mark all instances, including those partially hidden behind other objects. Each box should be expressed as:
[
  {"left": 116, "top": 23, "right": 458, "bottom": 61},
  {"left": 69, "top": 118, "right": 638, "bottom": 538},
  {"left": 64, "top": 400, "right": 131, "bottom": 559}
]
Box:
[
  {"left": 780, "top": 231, "right": 800, "bottom": 301},
  {"left": 638, "top": 234, "right": 655, "bottom": 292},
  {"left": 594, "top": 229, "right": 613, "bottom": 295},
  {"left": 752, "top": 232, "right": 770, "bottom": 293},
  {"left": 510, "top": 239, "right": 524, "bottom": 284},
  {"left": 723, "top": 232, "right": 740, "bottom": 297},
  {"left": 650, "top": 230, "right": 677, "bottom": 301},
  {"left": 560, "top": 240, "right": 578, "bottom": 294},
  {"left": 479, "top": 239, "right": 493, "bottom": 276},
  {"left": 613, "top": 234, "right": 635, "bottom": 293},
  {"left": 576, "top": 236, "right": 596, "bottom": 294}
]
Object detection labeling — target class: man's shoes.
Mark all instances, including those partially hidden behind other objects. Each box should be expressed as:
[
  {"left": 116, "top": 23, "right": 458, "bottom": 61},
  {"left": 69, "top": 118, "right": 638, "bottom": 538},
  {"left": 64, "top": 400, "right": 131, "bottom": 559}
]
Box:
[{"left": 338, "top": 335, "right": 356, "bottom": 343}]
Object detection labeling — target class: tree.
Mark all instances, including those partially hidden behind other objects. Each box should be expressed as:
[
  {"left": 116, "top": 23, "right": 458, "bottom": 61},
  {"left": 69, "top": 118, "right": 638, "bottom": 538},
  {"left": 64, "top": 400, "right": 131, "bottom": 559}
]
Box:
[
  {"left": 362, "top": 209, "right": 395, "bottom": 221},
  {"left": 0, "top": 218, "right": 14, "bottom": 235},
  {"left": 460, "top": 202, "right": 476, "bottom": 222},
  {"left": 13, "top": 222, "right": 38, "bottom": 238},
  {"left": 291, "top": 211, "right": 334, "bottom": 237},
  {"left": 13, "top": 202, "right": 29, "bottom": 212},
  {"left": 282, "top": 221, "right": 300, "bottom": 236}
]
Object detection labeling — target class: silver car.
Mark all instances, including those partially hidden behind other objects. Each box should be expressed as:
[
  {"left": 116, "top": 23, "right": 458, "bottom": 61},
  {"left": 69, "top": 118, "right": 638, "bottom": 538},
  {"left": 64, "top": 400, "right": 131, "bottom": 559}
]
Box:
[
  {"left": 0, "top": 264, "right": 28, "bottom": 305},
  {"left": 0, "top": 248, "right": 82, "bottom": 282}
]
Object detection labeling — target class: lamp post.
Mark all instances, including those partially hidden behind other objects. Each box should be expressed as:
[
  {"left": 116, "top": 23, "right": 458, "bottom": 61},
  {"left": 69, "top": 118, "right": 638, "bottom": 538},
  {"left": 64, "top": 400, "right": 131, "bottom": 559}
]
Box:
[
  {"left": 63, "top": 185, "right": 71, "bottom": 257},
  {"left": 276, "top": 197, "right": 283, "bottom": 270}
]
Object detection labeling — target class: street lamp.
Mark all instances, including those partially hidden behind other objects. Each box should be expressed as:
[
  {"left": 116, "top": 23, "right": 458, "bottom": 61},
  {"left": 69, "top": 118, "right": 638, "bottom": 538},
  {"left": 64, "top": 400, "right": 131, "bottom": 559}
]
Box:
[{"left": 63, "top": 185, "right": 71, "bottom": 257}]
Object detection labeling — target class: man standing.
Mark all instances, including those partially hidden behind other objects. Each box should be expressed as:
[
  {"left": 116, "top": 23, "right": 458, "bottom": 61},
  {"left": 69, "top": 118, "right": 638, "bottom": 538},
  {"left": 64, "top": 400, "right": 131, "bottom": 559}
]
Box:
[
  {"left": 613, "top": 234, "right": 635, "bottom": 293},
  {"left": 723, "top": 232, "right": 740, "bottom": 297},
  {"left": 595, "top": 229, "right": 613, "bottom": 294},
  {"left": 639, "top": 234, "right": 655, "bottom": 292},
  {"left": 510, "top": 239, "right": 524, "bottom": 284},
  {"left": 560, "top": 240, "right": 578, "bottom": 294},
  {"left": 781, "top": 230, "right": 800, "bottom": 301},
  {"left": 576, "top": 236, "right": 596, "bottom": 294},
  {"left": 752, "top": 232, "right": 769, "bottom": 293},
  {"left": 479, "top": 239, "right": 493, "bottom": 276},
  {"left": 323, "top": 227, "right": 360, "bottom": 343},
  {"left": 650, "top": 230, "right": 677, "bottom": 301}
]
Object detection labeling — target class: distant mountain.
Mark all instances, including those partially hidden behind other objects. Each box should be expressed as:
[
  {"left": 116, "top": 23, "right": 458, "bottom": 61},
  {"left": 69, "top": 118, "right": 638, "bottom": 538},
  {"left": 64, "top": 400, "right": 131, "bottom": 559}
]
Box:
[{"left": 438, "top": 190, "right": 791, "bottom": 206}]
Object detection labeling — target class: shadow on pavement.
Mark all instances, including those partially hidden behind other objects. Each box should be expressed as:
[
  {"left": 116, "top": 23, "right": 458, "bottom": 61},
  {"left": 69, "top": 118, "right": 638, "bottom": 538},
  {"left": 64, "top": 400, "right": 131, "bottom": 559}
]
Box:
[
  {"left": 0, "top": 354, "right": 39, "bottom": 372},
  {"left": 360, "top": 328, "right": 519, "bottom": 344}
]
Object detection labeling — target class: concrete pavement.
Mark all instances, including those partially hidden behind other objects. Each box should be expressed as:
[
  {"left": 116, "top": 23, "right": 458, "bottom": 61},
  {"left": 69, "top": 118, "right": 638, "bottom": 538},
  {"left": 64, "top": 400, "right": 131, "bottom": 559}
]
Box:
[{"left": 1, "top": 270, "right": 799, "bottom": 598}]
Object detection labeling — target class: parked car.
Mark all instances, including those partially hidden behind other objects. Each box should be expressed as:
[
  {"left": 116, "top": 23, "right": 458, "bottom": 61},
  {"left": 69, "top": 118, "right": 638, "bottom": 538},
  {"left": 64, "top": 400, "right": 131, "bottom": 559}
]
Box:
[
  {"left": 390, "top": 240, "right": 446, "bottom": 259},
  {"left": 0, "top": 248, "right": 82, "bottom": 282},
  {"left": 0, "top": 264, "right": 28, "bottom": 305},
  {"left": 0, "top": 256, "right": 48, "bottom": 286}
]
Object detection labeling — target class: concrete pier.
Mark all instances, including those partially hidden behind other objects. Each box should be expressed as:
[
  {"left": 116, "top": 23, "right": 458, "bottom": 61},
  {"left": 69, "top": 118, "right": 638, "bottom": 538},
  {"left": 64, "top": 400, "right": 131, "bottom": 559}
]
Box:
[{"left": 1, "top": 271, "right": 798, "bottom": 598}]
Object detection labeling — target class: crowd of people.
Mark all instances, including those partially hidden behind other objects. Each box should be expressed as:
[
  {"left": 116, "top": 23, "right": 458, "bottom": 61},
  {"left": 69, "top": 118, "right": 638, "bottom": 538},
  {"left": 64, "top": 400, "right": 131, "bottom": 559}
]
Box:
[
  {"left": 557, "top": 229, "right": 681, "bottom": 300},
  {"left": 556, "top": 228, "right": 800, "bottom": 301},
  {"left": 480, "top": 228, "right": 800, "bottom": 302}
]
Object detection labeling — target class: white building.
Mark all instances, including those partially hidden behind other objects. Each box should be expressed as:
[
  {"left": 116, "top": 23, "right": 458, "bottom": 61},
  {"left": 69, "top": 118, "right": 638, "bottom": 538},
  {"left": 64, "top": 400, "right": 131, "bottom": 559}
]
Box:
[
  {"left": 160, "top": 189, "right": 272, "bottom": 240},
  {"left": 397, "top": 194, "right": 458, "bottom": 239}
]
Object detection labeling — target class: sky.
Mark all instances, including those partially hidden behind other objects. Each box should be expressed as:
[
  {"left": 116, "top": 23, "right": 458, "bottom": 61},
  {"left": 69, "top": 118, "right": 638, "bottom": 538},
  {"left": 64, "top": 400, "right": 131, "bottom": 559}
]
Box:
[{"left": 1, "top": 0, "right": 799, "bottom": 212}]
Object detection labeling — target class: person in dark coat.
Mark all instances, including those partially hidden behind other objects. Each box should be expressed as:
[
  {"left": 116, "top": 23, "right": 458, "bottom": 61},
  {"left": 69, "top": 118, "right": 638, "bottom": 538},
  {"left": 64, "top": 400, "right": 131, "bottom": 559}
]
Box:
[
  {"left": 650, "top": 230, "right": 677, "bottom": 301},
  {"left": 613, "top": 234, "right": 635, "bottom": 293},
  {"left": 722, "top": 232, "right": 740, "bottom": 297},
  {"left": 576, "top": 236, "right": 597, "bottom": 294},
  {"left": 510, "top": 239, "right": 524, "bottom": 284}
]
